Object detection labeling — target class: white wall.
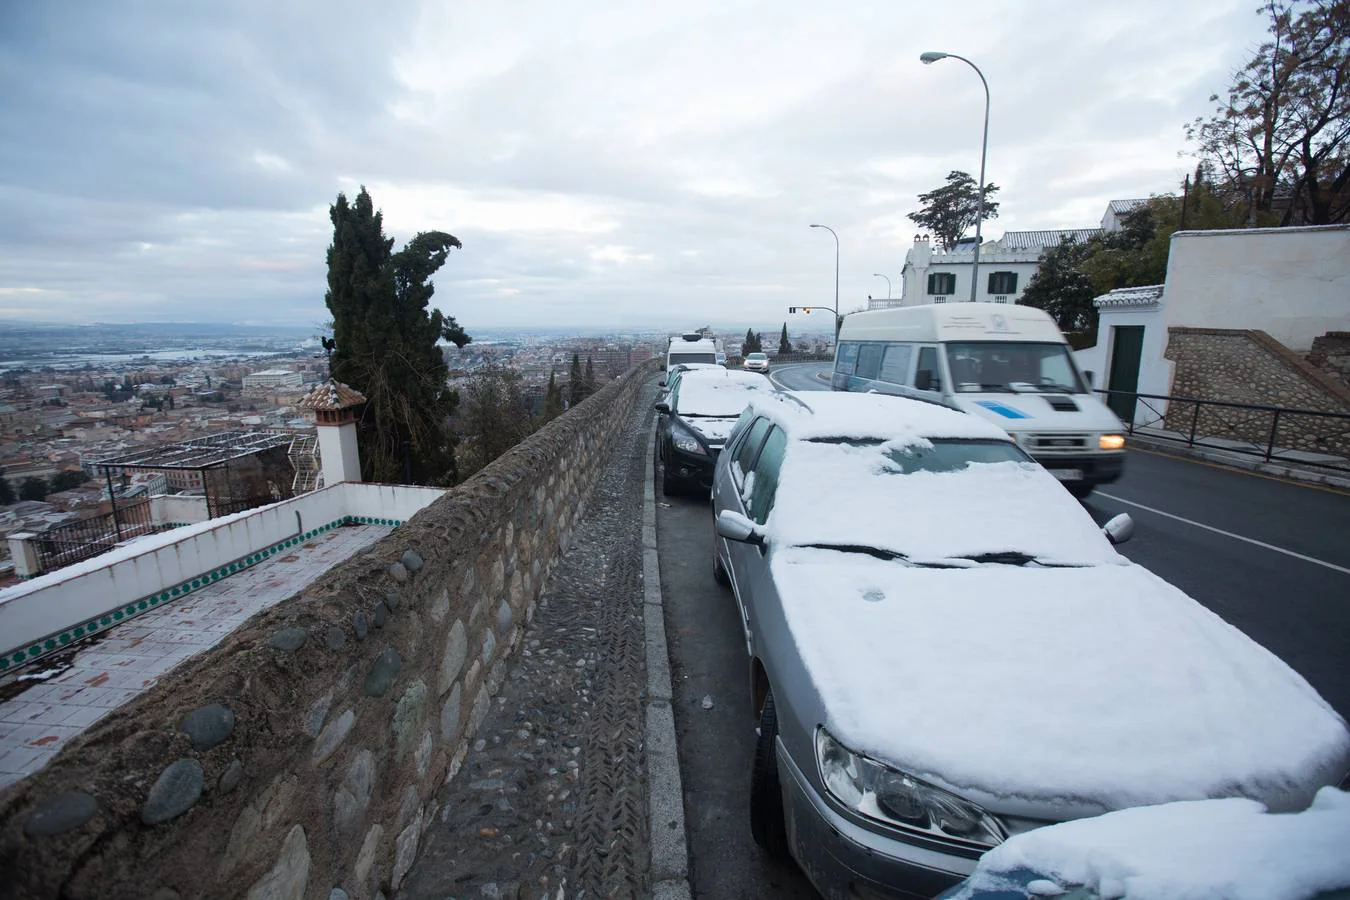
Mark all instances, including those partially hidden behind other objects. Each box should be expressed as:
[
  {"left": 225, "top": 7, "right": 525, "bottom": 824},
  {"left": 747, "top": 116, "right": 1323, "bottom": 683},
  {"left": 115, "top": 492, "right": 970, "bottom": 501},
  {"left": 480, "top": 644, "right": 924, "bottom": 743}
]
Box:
[
  {"left": 1075, "top": 305, "right": 1174, "bottom": 427},
  {"left": 149, "top": 494, "right": 210, "bottom": 526},
  {"left": 0, "top": 482, "right": 447, "bottom": 664},
  {"left": 317, "top": 421, "right": 361, "bottom": 484},
  {"left": 1163, "top": 225, "right": 1350, "bottom": 352}
]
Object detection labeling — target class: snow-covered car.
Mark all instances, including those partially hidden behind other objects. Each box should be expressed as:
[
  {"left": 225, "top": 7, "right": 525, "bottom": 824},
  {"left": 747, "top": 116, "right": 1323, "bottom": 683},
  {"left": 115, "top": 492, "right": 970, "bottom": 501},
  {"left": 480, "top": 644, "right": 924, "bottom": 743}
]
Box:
[
  {"left": 659, "top": 361, "right": 724, "bottom": 396},
  {"left": 709, "top": 391, "right": 1350, "bottom": 900},
  {"left": 654, "top": 367, "right": 774, "bottom": 495},
  {"left": 938, "top": 787, "right": 1350, "bottom": 900},
  {"left": 743, "top": 351, "right": 770, "bottom": 373}
]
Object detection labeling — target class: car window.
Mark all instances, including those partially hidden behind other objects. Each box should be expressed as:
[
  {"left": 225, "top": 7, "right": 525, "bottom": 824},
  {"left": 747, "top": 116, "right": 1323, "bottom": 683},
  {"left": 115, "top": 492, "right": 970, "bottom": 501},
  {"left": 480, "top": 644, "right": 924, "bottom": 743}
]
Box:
[
  {"left": 916, "top": 346, "right": 942, "bottom": 392},
  {"left": 879, "top": 343, "right": 913, "bottom": 384},
  {"left": 747, "top": 427, "right": 787, "bottom": 524},
  {"left": 724, "top": 407, "right": 757, "bottom": 458},
  {"left": 855, "top": 343, "right": 884, "bottom": 380},
  {"left": 732, "top": 417, "right": 771, "bottom": 482}
]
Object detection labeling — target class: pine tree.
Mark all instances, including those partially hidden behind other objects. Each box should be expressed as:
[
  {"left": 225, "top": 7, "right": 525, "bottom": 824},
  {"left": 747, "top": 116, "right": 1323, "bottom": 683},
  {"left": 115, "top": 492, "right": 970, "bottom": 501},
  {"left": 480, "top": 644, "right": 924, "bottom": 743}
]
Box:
[
  {"left": 324, "top": 187, "right": 471, "bottom": 485},
  {"left": 777, "top": 323, "right": 793, "bottom": 355},
  {"left": 583, "top": 357, "right": 596, "bottom": 395},
  {"left": 1020, "top": 237, "right": 1098, "bottom": 337},
  {"left": 543, "top": 371, "right": 563, "bottom": 421},
  {"left": 568, "top": 353, "right": 585, "bottom": 406}
]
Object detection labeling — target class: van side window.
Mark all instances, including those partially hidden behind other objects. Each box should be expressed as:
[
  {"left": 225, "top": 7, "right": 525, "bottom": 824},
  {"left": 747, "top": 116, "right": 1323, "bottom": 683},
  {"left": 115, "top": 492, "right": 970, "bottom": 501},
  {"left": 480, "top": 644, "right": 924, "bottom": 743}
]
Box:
[
  {"left": 916, "top": 347, "right": 942, "bottom": 392},
  {"left": 879, "top": 343, "right": 913, "bottom": 385},
  {"left": 834, "top": 342, "right": 859, "bottom": 375},
  {"left": 856, "top": 344, "right": 884, "bottom": 381}
]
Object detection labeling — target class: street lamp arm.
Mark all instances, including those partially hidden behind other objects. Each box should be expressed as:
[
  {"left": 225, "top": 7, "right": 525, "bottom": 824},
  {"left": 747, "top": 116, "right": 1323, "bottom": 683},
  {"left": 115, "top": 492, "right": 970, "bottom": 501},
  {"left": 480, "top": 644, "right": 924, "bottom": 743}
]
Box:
[{"left": 809, "top": 224, "right": 841, "bottom": 334}]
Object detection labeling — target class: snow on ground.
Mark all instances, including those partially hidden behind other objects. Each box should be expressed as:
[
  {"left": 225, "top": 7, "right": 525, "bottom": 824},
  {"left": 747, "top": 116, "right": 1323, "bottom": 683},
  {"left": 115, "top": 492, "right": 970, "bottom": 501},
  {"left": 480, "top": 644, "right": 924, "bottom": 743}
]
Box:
[
  {"left": 770, "top": 551, "right": 1350, "bottom": 813},
  {"left": 946, "top": 788, "right": 1350, "bottom": 900},
  {"left": 674, "top": 368, "right": 773, "bottom": 418}
]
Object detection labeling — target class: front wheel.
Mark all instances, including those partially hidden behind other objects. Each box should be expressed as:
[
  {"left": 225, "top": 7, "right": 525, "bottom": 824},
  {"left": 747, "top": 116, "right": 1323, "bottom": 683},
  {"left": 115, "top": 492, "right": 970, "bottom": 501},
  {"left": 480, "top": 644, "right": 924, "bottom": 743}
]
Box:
[{"left": 750, "top": 691, "right": 790, "bottom": 859}]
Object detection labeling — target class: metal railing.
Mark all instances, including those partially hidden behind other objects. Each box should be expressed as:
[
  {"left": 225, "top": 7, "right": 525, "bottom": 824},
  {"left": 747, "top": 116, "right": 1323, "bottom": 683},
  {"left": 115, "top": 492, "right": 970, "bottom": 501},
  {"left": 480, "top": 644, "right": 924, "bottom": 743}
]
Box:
[
  {"left": 32, "top": 498, "right": 162, "bottom": 574},
  {"left": 1096, "top": 389, "right": 1350, "bottom": 474}
]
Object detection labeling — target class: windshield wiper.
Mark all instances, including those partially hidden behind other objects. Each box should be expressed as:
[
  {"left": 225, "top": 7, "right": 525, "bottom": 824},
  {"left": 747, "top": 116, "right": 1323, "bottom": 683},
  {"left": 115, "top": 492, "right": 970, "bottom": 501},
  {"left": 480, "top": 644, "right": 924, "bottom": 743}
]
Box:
[
  {"left": 680, "top": 413, "right": 735, "bottom": 419},
  {"left": 963, "top": 383, "right": 1016, "bottom": 393},
  {"left": 956, "top": 551, "right": 1086, "bottom": 568},
  {"left": 797, "top": 544, "right": 970, "bottom": 568},
  {"left": 1035, "top": 383, "right": 1080, "bottom": 394}
]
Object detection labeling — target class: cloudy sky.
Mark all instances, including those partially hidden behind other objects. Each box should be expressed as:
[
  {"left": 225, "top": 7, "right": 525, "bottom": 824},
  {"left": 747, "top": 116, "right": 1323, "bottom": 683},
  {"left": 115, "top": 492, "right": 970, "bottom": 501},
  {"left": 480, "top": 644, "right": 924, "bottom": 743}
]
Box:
[{"left": 0, "top": 0, "right": 1265, "bottom": 332}]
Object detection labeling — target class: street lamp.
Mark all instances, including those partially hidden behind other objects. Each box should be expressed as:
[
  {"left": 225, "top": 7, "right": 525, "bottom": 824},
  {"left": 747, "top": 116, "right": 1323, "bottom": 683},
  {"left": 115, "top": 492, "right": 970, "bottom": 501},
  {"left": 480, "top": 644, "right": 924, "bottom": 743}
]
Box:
[
  {"left": 921, "top": 50, "right": 990, "bottom": 304},
  {"left": 809, "top": 223, "right": 840, "bottom": 334},
  {"left": 872, "top": 273, "right": 891, "bottom": 301}
]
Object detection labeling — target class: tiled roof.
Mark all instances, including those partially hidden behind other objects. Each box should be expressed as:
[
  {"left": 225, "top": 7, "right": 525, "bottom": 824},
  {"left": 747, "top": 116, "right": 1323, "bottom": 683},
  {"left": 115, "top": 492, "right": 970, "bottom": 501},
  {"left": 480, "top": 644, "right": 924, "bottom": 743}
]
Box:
[
  {"left": 1095, "top": 285, "right": 1164, "bottom": 308},
  {"left": 1108, "top": 198, "right": 1149, "bottom": 215},
  {"left": 999, "top": 229, "right": 1102, "bottom": 251},
  {"left": 297, "top": 379, "right": 366, "bottom": 412}
]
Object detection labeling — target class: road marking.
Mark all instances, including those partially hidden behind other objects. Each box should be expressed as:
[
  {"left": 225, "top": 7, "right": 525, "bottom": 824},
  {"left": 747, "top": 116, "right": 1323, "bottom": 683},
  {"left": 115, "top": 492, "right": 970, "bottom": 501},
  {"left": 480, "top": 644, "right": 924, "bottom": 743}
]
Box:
[{"left": 1096, "top": 491, "right": 1350, "bottom": 576}]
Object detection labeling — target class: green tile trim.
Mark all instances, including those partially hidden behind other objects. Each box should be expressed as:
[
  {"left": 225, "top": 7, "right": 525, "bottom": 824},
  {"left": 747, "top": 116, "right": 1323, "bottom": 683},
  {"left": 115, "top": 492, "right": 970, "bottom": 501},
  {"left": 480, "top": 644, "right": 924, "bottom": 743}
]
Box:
[{"left": 1, "top": 515, "right": 401, "bottom": 673}]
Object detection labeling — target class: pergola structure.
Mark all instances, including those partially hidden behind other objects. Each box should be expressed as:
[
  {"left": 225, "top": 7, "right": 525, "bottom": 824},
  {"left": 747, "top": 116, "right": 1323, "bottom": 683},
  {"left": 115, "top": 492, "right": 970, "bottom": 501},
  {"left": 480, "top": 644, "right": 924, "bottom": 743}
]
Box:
[{"left": 97, "top": 431, "right": 300, "bottom": 526}]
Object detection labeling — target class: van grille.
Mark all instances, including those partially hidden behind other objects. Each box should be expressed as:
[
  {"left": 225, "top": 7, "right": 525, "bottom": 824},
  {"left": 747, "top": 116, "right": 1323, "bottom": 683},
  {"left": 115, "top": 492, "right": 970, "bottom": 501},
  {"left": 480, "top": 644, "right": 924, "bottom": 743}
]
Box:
[{"left": 1027, "top": 433, "right": 1089, "bottom": 452}]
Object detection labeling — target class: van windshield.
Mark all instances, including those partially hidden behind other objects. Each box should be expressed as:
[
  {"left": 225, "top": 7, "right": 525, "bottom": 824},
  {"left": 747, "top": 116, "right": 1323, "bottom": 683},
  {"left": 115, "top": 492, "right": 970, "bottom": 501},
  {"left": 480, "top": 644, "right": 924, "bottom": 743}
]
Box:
[{"left": 945, "top": 342, "right": 1086, "bottom": 394}]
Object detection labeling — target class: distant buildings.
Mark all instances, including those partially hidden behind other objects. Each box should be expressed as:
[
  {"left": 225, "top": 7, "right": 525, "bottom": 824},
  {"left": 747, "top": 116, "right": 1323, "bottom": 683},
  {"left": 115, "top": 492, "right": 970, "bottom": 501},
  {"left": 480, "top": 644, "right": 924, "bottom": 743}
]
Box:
[{"left": 242, "top": 368, "right": 304, "bottom": 392}]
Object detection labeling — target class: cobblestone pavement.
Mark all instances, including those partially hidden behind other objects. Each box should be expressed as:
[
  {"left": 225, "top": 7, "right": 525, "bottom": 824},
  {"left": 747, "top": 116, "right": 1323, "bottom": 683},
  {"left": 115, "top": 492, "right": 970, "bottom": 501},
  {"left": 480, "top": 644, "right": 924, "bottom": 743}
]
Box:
[{"left": 399, "top": 382, "right": 657, "bottom": 900}]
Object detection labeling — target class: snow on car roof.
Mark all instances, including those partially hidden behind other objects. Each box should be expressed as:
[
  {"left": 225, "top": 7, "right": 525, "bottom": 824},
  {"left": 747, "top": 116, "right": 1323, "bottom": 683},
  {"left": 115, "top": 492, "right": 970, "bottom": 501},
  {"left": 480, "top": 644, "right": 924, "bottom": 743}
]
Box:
[
  {"left": 746, "top": 391, "right": 1008, "bottom": 444},
  {"left": 771, "top": 554, "right": 1350, "bottom": 813},
  {"left": 948, "top": 788, "right": 1350, "bottom": 900},
  {"left": 674, "top": 368, "right": 774, "bottom": 417}
]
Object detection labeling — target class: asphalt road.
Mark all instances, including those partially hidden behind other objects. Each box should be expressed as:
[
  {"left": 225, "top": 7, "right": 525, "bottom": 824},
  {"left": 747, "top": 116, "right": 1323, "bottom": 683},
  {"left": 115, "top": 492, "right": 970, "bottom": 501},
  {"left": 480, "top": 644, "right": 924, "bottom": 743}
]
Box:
[{"left": 660, "top": 363, "right": 1350, "bottom": 897}]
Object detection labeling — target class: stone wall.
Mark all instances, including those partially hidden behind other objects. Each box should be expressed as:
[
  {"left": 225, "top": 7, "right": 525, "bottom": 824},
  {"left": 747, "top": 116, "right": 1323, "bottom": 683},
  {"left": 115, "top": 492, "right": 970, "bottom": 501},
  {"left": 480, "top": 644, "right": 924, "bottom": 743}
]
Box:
[
  {"left": 0, "top": 361, "right": 658, "bottom": 900},
  {"left": 1308, "top": 331, "right": 1350, "bottom": 390},
  {"left": 1164, "top": 328, "right": 1350, "bottom": 456}
]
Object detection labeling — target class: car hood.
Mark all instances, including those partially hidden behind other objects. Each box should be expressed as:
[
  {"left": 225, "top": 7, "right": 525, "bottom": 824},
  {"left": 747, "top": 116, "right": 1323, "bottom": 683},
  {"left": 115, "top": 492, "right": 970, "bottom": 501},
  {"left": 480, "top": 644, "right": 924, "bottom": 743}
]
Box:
[
  {"left": 682, "top": 416, "right": 740, "bottom": 447},
  {"left": 771, "top": 550, "right": 1350, "bottom": 816}
]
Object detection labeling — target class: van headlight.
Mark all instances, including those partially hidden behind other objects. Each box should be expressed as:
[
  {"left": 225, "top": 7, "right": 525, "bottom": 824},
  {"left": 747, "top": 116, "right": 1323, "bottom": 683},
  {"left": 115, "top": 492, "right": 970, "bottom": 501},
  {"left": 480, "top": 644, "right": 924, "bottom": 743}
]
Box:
[
  {"left": 816, "top": 729, "right": 1005, "bottom": 848},
  {"left": 1098, "top": 433, "right": 1125, "bottom": 451}
]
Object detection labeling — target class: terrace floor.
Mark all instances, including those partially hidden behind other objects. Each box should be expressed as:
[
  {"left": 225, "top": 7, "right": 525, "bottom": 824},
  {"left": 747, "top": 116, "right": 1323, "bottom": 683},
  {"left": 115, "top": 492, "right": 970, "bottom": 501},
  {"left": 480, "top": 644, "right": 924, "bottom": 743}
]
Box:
[{"left": 0, "top": 523, "right": 392, "bottom": 791}]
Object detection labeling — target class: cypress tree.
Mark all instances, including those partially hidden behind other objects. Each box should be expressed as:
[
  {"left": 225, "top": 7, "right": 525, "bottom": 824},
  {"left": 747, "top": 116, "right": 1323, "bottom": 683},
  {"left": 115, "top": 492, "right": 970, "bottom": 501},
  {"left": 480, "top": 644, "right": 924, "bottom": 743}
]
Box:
[
  {"left": 583, "top": 356, "right": 596, "bottom": 396},
  {"left": 568, "top": 353, "right": 584, "bottom": 406},
  {"left": 743, "top": 328, "right": 758, "bottom": 354},
  {"left": 777, "top": 323, "right": 793, "bottom": 355},
  {"left": 325, "top": 187, "right": 471, "bottom": 485},
  {"left": 543, "top": 371, "right": 563, "bottom": 420}
]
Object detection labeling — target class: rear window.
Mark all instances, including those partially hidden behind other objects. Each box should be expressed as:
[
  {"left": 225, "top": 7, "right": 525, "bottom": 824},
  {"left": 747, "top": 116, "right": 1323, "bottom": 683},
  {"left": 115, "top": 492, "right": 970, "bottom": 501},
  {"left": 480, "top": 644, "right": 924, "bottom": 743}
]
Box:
[{"left": 670, "top": 352, "right": 717, "bottom": 365}]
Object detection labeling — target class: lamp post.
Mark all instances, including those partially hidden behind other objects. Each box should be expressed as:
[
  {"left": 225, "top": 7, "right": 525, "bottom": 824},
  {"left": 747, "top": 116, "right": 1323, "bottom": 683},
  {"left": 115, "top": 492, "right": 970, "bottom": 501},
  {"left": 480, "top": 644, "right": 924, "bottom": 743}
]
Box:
[
  {"left": 872, "top": 273, "right": 891, "bottom": 301},
  {"left": 921, "top": 51, "right": 989, "bottom": 304},
  {"left": 809, "top": 223, "right": 840, "bottom": 334}
]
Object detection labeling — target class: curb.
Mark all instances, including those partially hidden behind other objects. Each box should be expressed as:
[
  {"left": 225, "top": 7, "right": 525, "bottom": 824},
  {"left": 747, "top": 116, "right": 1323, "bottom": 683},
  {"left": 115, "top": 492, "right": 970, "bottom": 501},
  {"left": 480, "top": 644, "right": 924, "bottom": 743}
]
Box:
[
  {"left": 1126, "top": 434, "right": 1350, "bottom": 492},
  {"left": 642, "top": 416, "right": 693, "bottom": 899}
]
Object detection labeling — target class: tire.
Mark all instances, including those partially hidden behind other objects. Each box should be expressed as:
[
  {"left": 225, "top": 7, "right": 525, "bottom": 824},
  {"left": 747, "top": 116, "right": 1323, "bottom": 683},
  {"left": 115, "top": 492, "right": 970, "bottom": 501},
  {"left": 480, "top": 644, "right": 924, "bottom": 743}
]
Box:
[
  {"left": 1067, "top": 483, "right": 1094, "bottom": 500},
  {"left": 750, "top": 691, "right": 790, "bottom": 859}
]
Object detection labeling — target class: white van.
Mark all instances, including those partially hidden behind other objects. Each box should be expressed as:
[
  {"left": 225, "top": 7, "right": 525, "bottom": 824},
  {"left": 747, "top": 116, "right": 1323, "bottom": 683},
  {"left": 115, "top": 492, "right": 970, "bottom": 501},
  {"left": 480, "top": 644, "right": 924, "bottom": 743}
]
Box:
[
  {"left": 832, "top": 304, "right": 1125, "bottom": 496},
  {"left": 665, "top": 333, "right": 719, "bottom": 371}
]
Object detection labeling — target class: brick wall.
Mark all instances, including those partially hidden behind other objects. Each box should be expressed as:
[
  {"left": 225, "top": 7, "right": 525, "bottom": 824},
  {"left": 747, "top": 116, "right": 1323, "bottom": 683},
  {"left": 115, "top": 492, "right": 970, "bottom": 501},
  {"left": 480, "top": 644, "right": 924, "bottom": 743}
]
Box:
[
  {"left": 1164, "top": 328, "right": 1350, "bottom": 457},
  {"left": 1308, "top": 332, "right": 1350, "bottom": 390},
  {"left": 0, "top": 361, "right": 658, "bottom": 900}
]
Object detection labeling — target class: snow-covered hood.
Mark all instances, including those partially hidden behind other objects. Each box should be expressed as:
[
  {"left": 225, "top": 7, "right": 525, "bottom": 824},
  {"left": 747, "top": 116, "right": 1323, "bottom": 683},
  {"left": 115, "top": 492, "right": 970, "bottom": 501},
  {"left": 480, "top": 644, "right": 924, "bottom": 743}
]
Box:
[
  {"left": 680, "top": 415, "right": 740, "bottom": 448},
  {"left": 772, "top": 550, "right": 1350, "bottom": 815},
  {"left": 768, "top": 451, "right": 1123, "bottom": 566},
  {"left": 950, "top": 392, "right": 1122, "bottom": 435}
]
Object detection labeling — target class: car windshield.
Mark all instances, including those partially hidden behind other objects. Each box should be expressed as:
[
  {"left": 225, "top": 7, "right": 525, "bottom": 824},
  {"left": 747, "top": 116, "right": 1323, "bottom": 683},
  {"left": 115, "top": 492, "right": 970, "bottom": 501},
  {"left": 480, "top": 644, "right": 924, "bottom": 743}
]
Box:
[
  {"left": 811, "top": 437, "right": 1031, "bottom": 474},
  {"left": 945, "top": 342, "right": 1086, "bottom": 394},
  {"left": 747, "top": 353, "right": 767, "bottom": 360}
]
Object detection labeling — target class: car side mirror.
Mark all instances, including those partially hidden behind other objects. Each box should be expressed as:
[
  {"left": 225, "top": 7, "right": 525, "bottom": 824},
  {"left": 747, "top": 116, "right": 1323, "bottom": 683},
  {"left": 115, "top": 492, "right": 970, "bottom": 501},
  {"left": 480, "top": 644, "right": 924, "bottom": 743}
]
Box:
[
  {"left": 1103, "top": 513, "right": 1134, "bottom": 545},
  {"left": 716, "top": 510, "right": 764, "bottom": 546},
  {"left": 653, "top": 401, "right": 670, "bottom": 414}
]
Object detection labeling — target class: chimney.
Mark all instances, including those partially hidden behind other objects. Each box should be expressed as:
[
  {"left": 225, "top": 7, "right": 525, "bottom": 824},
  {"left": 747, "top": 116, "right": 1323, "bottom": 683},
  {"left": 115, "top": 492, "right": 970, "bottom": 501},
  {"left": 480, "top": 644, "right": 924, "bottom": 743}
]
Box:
[{"left": 297, "top": 379, "right": 366, "bottom": 484}]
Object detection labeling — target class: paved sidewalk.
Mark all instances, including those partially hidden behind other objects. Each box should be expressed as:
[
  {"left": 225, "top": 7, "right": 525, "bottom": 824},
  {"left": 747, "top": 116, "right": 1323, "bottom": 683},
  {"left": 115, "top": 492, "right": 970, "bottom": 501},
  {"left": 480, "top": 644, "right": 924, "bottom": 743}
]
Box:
[
  {"left": 399, "top": 382, "right": 659, "bottom": 900},
  {"left": 0, "top": 524, "right": 391, "bottom": 790}
]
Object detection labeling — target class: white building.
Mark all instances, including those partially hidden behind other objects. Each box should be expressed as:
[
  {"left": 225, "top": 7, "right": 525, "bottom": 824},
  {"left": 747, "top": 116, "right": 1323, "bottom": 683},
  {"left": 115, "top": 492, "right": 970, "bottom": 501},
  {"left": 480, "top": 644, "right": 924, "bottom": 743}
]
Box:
[
  {"left": 896, "top": 200, "right": 1148, "bottom": 308},
  {"left": 898, "top": 228, "right": 1101, "bottom": 307},
  {"left": 242, "top": 369, "right": 303, "bottom": 391}
]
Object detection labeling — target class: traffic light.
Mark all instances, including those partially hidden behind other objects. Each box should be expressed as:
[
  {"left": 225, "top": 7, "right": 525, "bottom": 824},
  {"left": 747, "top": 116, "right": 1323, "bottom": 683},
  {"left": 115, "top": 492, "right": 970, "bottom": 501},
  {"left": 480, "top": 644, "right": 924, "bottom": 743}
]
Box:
[{"left": 788, "top": 306, "right": 814, "bottom": 313}]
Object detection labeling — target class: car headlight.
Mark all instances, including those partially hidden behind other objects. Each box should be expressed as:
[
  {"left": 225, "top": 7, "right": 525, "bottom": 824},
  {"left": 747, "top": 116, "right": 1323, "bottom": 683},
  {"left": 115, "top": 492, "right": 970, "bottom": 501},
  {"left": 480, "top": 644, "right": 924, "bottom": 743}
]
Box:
[
  {"left": 1098, "top": 433, "right": 1125, "bottom": 451},
  {"left": 671, "top": 426, "right": 707, "bottom": 455},
  {"left": 816, "top": 729, "right": 1005, "bottom": 848}
]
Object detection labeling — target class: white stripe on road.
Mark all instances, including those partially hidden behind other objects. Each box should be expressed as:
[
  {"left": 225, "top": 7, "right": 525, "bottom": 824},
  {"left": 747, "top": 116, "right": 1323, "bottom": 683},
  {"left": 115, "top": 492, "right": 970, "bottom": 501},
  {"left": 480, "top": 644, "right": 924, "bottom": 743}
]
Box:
[{"left": 1096, "top": 491, "right": 1350, "bottom": 576}]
